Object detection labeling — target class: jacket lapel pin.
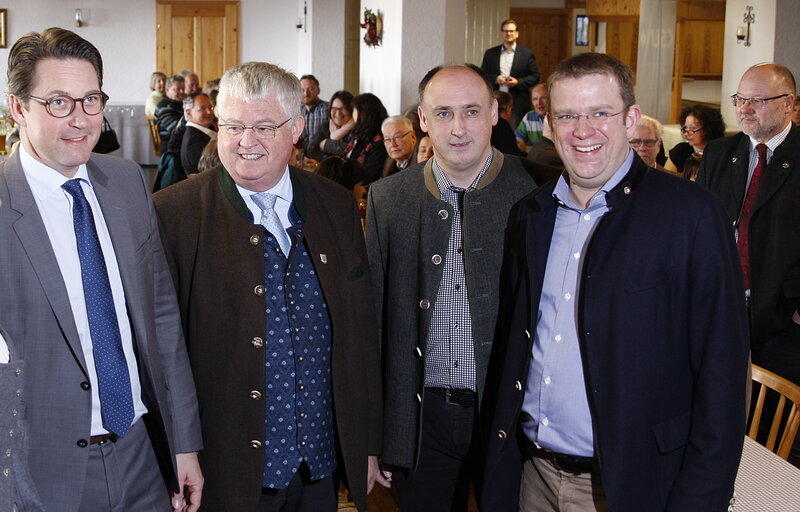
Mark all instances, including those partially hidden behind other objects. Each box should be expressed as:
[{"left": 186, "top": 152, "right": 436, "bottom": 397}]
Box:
[{"left": 320, "top": 254, "right": 328, "bottom": 264}]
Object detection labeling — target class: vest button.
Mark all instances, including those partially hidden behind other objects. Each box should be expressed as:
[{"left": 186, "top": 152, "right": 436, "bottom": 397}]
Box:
[
  {"left": 438, "top": 209, "right": 449, "bottom": 220},
  {"left": 414, "top": 347, "right": 422, "bottom": 357},
  {"left": 251, "top": 337, "right": 264, "bottom": 348},
  {"left": 77, "top": 439, "right": 88, "bottom": 448},
  {"left": 80, "top": 381, "right": 90, "bottom": 390},
  {"left": 497, "top": 430, "right": 507, "bottom": 440},
  {"left": 250, "top": 440, "right": 262, "bottom": 449},
  {"left": 250, "top": 234, "right": 260, "bottom": 245},
  {"left": 419, "top": 299, "right": 430, "bottom": 310},
  {"left": 416, "top": 393, "right": 422, "bottom": 403},
  {"left": 249, "top": 390, "right": 262, "bottom": 400},
  {"left": 431, "top": 254, "right": 442, "bottom": 265},
  {"left": 623, "top": 186, "right": 631, "bottom": 195},
  {"left": 783, "top": 162, "right": 790, "bottom": 168},
  {"left": 514, "top": 380, "right": 522, "bottom": 391},
  {"left": 254, "top": 285, "right": 265, "bottom": 296}
]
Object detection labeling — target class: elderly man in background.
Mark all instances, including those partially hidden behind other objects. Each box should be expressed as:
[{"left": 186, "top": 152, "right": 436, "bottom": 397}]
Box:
[
  {"left": 154, "top": 74, "right": 187, "bottom": 153},
  {"left": 381, "top": 115, "right": 418, "bottom": 177},
  {"left": 180, "top": 92, "right": 216, "bottom": 175},
  {"left": 515, "top": 82, "right": 549, "bottom": 153},
  {"left": 180, "top": 70, "right": 201, "bottom": 95},
  {"left": 154, "top": 61, "right": 386, "bottom": 511},
  {"left": 629, "top": 114, "right": 667, "bottom": 170}
]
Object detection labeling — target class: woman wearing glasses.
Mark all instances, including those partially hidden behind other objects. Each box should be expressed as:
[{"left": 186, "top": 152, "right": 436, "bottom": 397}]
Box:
[{"left": 665, "top": 104, "right": 725, "bottom": 175}]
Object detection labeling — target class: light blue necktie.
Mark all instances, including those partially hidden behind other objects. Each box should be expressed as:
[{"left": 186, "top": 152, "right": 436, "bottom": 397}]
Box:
[
  {"left": 252, "top": 192, "right": 291, "bottom": 256},
  {"left": 62, "top": 179, "right": 134, "bottom": 437}
]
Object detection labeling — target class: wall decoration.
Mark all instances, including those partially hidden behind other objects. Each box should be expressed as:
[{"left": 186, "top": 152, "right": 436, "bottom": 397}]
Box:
[{"left": 360, "top": 8, "right": 383, "bottom": 48}]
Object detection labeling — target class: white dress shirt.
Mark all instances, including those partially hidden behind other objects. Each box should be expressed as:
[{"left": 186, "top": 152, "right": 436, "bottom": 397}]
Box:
[
  {"left": 237, "top": 165, "right": 294, "bottom": 230},
  {"left": 20, "top": 145, "right": 146, "bottom": 436}
]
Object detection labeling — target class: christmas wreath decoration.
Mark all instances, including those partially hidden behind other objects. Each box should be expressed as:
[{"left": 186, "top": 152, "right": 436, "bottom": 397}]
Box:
[{"left": 360, "top": 8, "right": 383, "bottom": 48}]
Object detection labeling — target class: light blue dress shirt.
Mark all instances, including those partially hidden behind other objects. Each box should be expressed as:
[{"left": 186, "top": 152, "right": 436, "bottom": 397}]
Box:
[{"left": 521, "top": 150, "right": 634, "bottom": 457}]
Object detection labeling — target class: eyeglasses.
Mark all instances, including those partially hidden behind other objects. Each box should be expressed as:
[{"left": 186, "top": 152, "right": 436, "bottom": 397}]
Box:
[
  {"left": 550, "top": 111, "right": 623, "bottom": 128},
  {"left": 383, "top": 131, "right": 412, "bottom": 145},
  {"left": 28, "top": 92, "right": 109, "bottom": 118},
  {"left": 680, "top": 126, "right": 704, "bottom": 136},
  {"left": 218, "top": 118, "right": 292, "bottom": 139},
  {"left": 501, "top": 29, "right": 517, "bottom": 33},
  {"left": 330, "top": 106, "right": 349, "bottom": 113},
  {"left": 629, "top": 138, "right": 658, "bottom": 148},
  {"left": 730, "top": 94, "right": 789, "bottom": 108}
]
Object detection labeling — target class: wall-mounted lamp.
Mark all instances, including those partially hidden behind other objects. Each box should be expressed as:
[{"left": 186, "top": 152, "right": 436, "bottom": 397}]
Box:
[
  {"left": 736, "top": 6, "right": 754, "bottom": 47},
  {"left": 75, "top": 9, "right": 84, "bottom": 28},
  {"left": 296, "top": 1, "right": 307, "bottom": 32}
]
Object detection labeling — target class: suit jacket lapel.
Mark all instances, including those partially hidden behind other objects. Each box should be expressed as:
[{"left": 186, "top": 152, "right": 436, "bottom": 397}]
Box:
[
  {"left": 728, "top": 136, "right": 751, "bottom": 213},
  {"left": 4, "top": 153, "right": 88, "bottom": 374},
  {"left": 755, "top": 128, "right": 798, "bottom": 214}
]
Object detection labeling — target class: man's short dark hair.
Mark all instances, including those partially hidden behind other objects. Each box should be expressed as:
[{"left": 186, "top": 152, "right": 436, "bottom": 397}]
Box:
[
  {"left": 300, "top": 74, "right": 320, "bottom": 87},
  {"left": 547, "top": 52, "right": 636, "bottom": 114},
  {"left": 493, "top": 91, "right": 513, "bottom": 111},
  {"left": 501, "top": 19, "right": 517, "bottom": 30},
  {"left": 166, "top": 75, "right": 185, "bottom": 89},
  {"left": 183, "top": 92, "right": 209, "bottom": 110},
  {"left": 418, "top": 63, "right": 493, "bottom": 104},
  {"left": 6, "top": 27, "right": 103, "bottom": 102}
]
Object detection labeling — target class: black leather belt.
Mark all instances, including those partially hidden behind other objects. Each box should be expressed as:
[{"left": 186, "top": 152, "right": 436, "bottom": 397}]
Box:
[
  {"left": 426, "top": 387, "right": 476, "bottom": 407},
  {"left": 90, "top": 433, "right": 119, "bottom": 445},
  {"left": 522, "top": 437, "right": 596, "bottom": 475}
]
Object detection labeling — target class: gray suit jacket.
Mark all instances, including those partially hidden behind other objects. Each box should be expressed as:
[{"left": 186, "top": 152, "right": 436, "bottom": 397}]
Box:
[
  {"left": 366, "top": 149, "right": 537, "bottom": 469},
  {"left": 0, "top": 151, "right": 202, "bottom": 511}
]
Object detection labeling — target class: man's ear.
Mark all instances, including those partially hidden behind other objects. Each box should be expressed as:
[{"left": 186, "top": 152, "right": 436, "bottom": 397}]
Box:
[{"left": 8, "top": 95, "right": 28, "bottom": 128}]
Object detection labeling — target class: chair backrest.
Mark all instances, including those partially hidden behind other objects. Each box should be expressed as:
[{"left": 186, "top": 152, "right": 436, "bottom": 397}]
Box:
[
  {"left": 147, "top": 116, "right": 161, "bottom": 156},
  {"left": 749, "top": 364, "right": 800, "bottom": 460}
]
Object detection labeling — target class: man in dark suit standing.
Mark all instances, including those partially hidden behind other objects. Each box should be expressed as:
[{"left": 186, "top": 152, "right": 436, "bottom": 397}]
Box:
[
  {"left": 697, "top": 63, "right": 800, "bottom": 465},
  {"left": 153, "top": 61, "right": 387, "bottom": 511},
  {"left": 482, "top": 53, "right": 748, "bottom": 511},
  {"left": 0, "top": 28, "right": 203, "bottom": 511},
  {"left": 481, "top": 19, "right": 540, "bottom": 127}
]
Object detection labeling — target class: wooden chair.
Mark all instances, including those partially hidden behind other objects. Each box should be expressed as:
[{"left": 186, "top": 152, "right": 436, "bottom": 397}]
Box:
[
  {"left": 748, "top": 364, "right": 800, "bottom": 460},
  {"left": 147, "top": 116, "right": 161, "bottom": 156}
]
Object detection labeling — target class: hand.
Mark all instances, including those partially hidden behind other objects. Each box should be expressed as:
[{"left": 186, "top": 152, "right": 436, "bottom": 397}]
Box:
[
  {"left": 172, "top": 452, "right": 203, "bottom": 512},
  {"left": 495, "top": 75, "right": 508, "bottom": 86},
  {"left": 506, "top": 76, "right": 519, "bottom": 87},
  {"left": 792, "top": 310, "right": 800, "bottom": 325},
  {"left": 367, "top": 455, "right": 392, "bottom": 494},
  {"left": 330, "top": 118, "right": 356, "bottom": 141}
]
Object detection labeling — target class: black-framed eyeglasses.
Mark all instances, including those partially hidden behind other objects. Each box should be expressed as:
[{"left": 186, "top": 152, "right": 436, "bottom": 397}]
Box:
[
  {"left": 730, "top": 93, "right": 789, "bottom": 108},
  {"left": 218, "top": 118, "right": 292, "bottom": 140},
  {"left": 680, "top": 126, "right": 704, "bottom": 136},
  {"left": 28, "top": 92, "right": 109, "bottom": 118},
  {"left": 383, "top": 131, "right": 412, "bottom": 145},
  {"left": 629, "top": 138, "right": 658, "bottom": 148}
]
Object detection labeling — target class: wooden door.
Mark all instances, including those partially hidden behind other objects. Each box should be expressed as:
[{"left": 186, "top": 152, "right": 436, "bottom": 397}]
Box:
[
  {"left": 511, "top": 8, "right": 569, "bottom": 83},
  {"left": 156, "top": 1, "right": 239, "bottom": 84}
]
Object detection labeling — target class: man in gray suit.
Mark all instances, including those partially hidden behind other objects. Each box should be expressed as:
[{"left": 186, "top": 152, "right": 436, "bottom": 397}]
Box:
[
  {"left": 366, "top": 63, "right": 537, "bottom": 510},
  {"left": 0, "top": 28, "right": 203, "bottom": 511}
]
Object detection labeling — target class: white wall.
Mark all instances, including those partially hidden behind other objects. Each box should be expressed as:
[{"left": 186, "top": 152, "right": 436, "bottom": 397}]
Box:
[{"left": 720, "top": 0, "right": 777, "bottom": 128}]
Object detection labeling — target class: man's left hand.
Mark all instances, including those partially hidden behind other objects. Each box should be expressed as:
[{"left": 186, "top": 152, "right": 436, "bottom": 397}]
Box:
[
  {"left": 367, "top": 455, "right": 392, "bottom": 494},
  {"left": 172, "top": 452, "right": 204, "bottom": 512},
  {"left": 506, "top": 76, "right": 519, "bottom": 87}
]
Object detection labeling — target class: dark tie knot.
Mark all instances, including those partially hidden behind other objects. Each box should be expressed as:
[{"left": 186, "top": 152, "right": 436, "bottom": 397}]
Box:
[{"left": 62, "top": 178, "right": 86, "bottom": 199}]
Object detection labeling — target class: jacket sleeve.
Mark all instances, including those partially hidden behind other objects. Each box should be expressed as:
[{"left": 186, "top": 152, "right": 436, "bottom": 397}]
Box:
[{"left": 515, "top": 48, "right": 540, "bottom": 90}]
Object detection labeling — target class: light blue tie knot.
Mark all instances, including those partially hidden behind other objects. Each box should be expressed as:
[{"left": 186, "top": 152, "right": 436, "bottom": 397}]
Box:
[{"left": 252, "top": 192, "right": 291, "bottom": 256}]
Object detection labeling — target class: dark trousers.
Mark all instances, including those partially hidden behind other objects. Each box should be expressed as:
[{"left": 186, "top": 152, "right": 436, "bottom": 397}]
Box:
[
  {"left": 752, "top": 320, "right": 800, "bottom": 467},
  {"left": 394, "top": 389, "right": 483, "bottom": 512},
  {"left": 78, "top": 419, "right": 170, "bottom": 512},
  {"left": 257, "top": 462, "right": 336, "bottom": 512}
]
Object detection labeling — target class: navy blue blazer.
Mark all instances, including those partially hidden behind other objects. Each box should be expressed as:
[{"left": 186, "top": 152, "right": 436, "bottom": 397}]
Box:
[{"left": 482, "top": 155, "right": 749, "bottom": 511}]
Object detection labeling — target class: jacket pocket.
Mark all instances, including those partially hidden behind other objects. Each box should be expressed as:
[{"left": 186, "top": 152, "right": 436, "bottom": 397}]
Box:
[{"left": 653, "top": 412, "right": 690, "bottom": 454}]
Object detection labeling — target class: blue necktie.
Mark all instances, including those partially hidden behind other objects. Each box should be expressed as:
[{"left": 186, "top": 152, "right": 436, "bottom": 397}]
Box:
[
  {"left": 252, "top": 192, "right": 291, "bottom": 256},
  {"left": 62, "top": 179, "right": 134, "bottom": 437}
]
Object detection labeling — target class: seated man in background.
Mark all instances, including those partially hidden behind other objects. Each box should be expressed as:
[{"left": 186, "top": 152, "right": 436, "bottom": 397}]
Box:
[
  {"left": 180, "top": 70, "right": 201, "bottom": 95},
  {"left": 154, "top": 74, "right": 186, "bottom": 153},
  {"left": 381, "top": 116, "right": 418, "bottom": 177},
  {"left": 492, "top": 91, "right": 524, "bottom": 155},
  {"left": 515, "top": 82, "right": 548, "bottom": 153},
  {"left": 630, "top": 114, "right": 668, "bottom": 171},
  {"left": 180, "top": 92, "right": 217, "bottom": 175}
]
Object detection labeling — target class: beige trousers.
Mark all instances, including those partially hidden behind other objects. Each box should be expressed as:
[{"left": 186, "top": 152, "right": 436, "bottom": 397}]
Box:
[{"left": 519, "top": 457, "right": 609, "bottom": 512}]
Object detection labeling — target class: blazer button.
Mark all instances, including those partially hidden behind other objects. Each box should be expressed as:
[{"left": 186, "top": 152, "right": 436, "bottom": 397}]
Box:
[
  {"left": 2, "top": 468, "right": 8, "bottom": 477},
  {"left": 254, "top": 285, "right": 265, "bottom": 296},
  {"left": 419, "top": 299, "right": 430, "bottom": 310},
  {"left": 431, "top": 254, "right": 442, "bottom": 265},
  {"left": 438, "top": 209, "right": 449, "bottom": 220},
  {"left": 414, "top": 347, "right": 423, "bottom": 357},
  {"left": 250, "top": 440, "right": 262, "bottom": 449},
  {"left": 731, "top": 156, "right": 738, "bottom": 163},
  {"left": 249, "top": 390, "right": 262, "bottom": 400},
  {"left": 514, "top": 380, "right": 522, "bottom": 391},
  {"left": 623, "top": 186, "right": 631, "bottom": 195},
  {"left": 251, "top": 336, "right": 264, "bottom": 348},
  {"left": 416, "top": 393, "right": 422, "bottom": 403},
  {"left": 250, "top": 234, "right": 261, "bottom": 245},
  {"left": 497, "top": 430, "right": 507, "bottom": 440},
  {"left": 77, "top": 439, "right": 88, "bottom": 448},
  {"left": 80, "top": 381, "right": 90, "bottom": 391},
  {"left": 524, "top": 329, "right": 531, "bottom": 339},
  {"left": 782, "top": 162, "right": 790, "bottom": 168}
]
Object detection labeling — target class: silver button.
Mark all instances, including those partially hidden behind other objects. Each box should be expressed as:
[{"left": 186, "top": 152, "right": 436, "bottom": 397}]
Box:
[
  {"left": 251, "top": 337, "right": 264, "bottom": 348},
  {"left": 14, "top": 369, "right": 20, "bottom": 377},
  {"left": 4, "top": 449, "right": 11, "bottom": 457},
  {"left": 431, "top": 254, "right": 442, "bottom": 265},
  {"left": 623, "top": 186, "right": 631, "bottom": 195},
  {"left": 250, "top": 234, "right": 260, "bottom": 245},
  {"left": 731, "top": 156, "right": 738, "bottom": 163},
  {"left": 249, "top": 390, "right": 262, "bottom": 400},
  {"left": 414, "top": 347, "right": 423, "bottom": 357},
  {"left": 514, "top": 381, "right": 522, "bottom": 391},
  {"left": 524, "top": 329, "right": 530, "bottom": 339},
  {"left": 254, "top": 285, "right": 265, "bottom": 296},
  {"left": 10, "top": 410, "right": 16, "bottom": 417},
  {"left": 250, "top": 440, "right": 262, "bottom": 449},
  {"left": 416, "top": 393, "right": 422, "bottom": 403},
  {"left": 2, "top": 468, "right": 8, "bottom": 477},
  {"left": 438, "top": 209, "right": 449, "bottom": 220},
  {"left": 419, "top": 299, "right": 430, "bottom": 310},
  {"left": 497, "top": 430, "right": 507, "bottom": 440},
  {"left": 783, "top": 162, "right": 790, "bottom": 168}
]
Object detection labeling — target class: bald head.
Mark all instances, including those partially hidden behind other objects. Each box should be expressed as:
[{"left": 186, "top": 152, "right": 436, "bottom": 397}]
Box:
[{"left": 735, "top": 63, "right": 796, "bottom": 142}]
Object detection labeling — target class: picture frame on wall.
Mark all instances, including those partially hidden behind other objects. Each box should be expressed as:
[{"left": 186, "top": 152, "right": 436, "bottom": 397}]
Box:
[
  {"left": 576, "top": 15, "right": 589, "bottom": 47},
  {"left": 0, "top": 10, "right": 7, "bottom": 49}
]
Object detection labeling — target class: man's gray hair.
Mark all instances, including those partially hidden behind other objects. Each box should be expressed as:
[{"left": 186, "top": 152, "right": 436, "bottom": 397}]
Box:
[
  {"left": 381, "top": 115, "right": 413, "bottom": 133},
  {"left": 637, "top": 114, "right": 663, "bottom": 139},
  {"left": 183, "top": 92, "right": 208, "bottom": 110},
  {"left": 216, "top": 62, "right": 301, "bottom": 123}
]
